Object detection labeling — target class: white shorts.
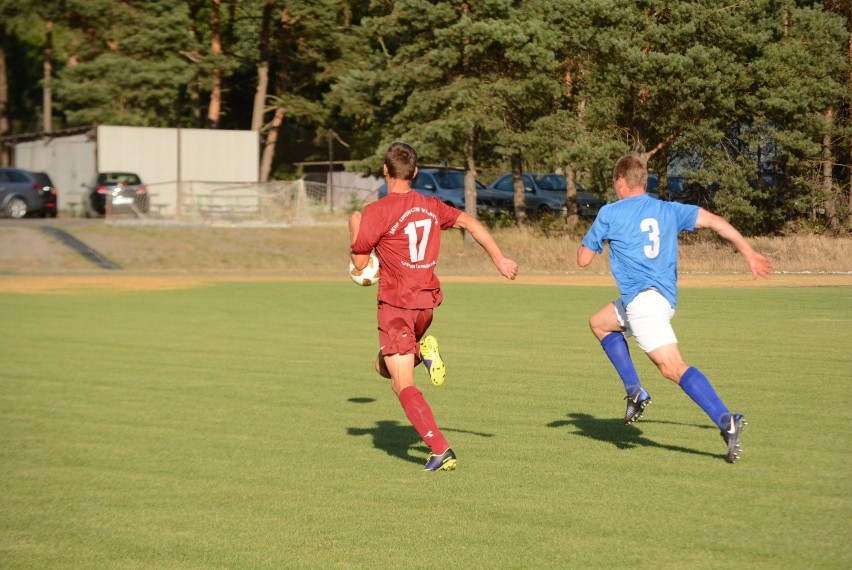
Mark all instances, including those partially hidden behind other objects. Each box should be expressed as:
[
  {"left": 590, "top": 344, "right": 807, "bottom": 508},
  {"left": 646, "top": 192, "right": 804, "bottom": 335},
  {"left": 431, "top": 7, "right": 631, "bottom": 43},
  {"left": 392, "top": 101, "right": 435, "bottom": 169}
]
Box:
[{"left": 613, "top": 289, "right": 678, "bottom": 353}]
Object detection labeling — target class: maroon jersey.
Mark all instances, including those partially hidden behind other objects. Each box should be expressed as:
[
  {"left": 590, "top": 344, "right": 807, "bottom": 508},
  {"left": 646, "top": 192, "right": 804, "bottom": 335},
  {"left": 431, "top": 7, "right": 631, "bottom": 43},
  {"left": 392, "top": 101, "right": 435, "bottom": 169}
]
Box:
[{"left": 352, "top": 191, "right": 461, "bottom": 309}]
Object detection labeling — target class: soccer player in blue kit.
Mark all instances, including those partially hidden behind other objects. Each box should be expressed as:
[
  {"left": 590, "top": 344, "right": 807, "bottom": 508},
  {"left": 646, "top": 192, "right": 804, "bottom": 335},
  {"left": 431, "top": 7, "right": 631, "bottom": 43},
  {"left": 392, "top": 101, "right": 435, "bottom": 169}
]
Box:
[{"left": 577, "top": 154, "right": 773, "bottom": 463}]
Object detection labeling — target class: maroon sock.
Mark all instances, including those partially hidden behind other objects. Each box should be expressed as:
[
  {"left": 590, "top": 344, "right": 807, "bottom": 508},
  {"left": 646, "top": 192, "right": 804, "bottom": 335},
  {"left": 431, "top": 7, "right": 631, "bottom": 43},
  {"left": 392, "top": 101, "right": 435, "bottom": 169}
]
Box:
[{"left": 398, "top": 386, "right": 450, "bottom": 454}]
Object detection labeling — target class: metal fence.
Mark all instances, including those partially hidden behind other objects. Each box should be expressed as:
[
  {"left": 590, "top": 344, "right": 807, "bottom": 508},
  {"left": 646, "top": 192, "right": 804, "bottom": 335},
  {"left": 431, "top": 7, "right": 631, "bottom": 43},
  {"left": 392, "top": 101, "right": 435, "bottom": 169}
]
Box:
[{"left": 103, "top": 179, "right": 380, "bottom": 225}]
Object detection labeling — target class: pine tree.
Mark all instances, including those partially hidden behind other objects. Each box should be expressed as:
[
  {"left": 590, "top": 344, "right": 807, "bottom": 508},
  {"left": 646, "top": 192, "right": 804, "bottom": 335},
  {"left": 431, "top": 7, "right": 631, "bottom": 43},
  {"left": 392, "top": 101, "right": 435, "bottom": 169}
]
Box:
[
  {"left": 256, "top": 0, "right": 344, "bottom": 180},
  {"left": 742, "top": 2, "right": 849, "bottom": 233},
  {"left": 333, "top": 0, "right": 569, "bottom": 226},
  {"left": 53, "top": 0, "right": 198, "bottom": 127}
]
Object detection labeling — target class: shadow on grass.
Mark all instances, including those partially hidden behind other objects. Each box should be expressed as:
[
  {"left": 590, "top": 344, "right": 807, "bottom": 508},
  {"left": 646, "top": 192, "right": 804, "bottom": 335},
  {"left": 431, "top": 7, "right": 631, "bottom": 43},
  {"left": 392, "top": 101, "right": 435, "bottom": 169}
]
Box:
[
  {"left": 347, "top": 420, "right": 496, "bottom": 466},
  {"left": 548, "top": 412, "right": 725, "bottom": 461},
  {"left": 348, "top": 420, "right": 429, "bottom": 465},
  {"left": 347, "top": 397, "right": 376, "bottom": 404}
]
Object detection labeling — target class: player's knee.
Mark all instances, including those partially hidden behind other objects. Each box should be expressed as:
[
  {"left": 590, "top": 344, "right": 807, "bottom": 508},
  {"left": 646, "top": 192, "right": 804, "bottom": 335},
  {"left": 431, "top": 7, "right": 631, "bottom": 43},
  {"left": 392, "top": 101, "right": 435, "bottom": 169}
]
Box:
[
  {"left": 588, "top": 313, "right": 601, "bottom": 330},
  {"left": 657, "top": 361, "right": 687, "bottom": 382},
  {"left": 588, "top": 315, "right": 606, "bottom": 338}
]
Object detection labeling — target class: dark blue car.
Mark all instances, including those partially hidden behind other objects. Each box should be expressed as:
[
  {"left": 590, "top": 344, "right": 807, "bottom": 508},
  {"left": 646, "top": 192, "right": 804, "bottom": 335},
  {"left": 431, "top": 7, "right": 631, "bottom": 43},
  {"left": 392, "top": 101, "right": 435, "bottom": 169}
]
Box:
[
  {"left": 377, "top": 167, "right": 511, "bottom": 215},
  {"left": 487, "top": 173, "right": 605, "bottom": 218},
  {"left": 0, "top": 167, "right": 48, "bottom": 219},
  {"left": 646, "top": 173, "right": 716, "bottom": 206}
]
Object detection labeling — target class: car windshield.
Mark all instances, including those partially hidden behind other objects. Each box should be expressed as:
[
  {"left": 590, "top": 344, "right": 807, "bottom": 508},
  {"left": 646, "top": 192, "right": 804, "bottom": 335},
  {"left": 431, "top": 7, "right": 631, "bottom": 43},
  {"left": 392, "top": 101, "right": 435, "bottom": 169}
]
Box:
[
  {"left": 4, "top": 169, "right": 31, "bottom": 183},
  {"left": 99, "top": 172, "right": 142, "bottom": 185},
  {"left": 33, "top": 172, "right": 53, "bottom": 186},
  {"left": 533, "top": 174, "right": 590, "bottom": 193},
  {"left": 534, "top": 174, "right": 567, "bottom": 191},
  {"left": 434, "top": 171, "right": 485, "bottom": 190}
]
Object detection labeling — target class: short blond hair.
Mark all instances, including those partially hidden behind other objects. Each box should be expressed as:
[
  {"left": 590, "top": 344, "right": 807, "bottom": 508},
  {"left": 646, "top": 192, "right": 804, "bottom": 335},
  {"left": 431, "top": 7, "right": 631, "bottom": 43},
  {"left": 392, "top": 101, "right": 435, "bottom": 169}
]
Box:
[{"left": 612, "top": 154, "right": 648, "bottom": 190}]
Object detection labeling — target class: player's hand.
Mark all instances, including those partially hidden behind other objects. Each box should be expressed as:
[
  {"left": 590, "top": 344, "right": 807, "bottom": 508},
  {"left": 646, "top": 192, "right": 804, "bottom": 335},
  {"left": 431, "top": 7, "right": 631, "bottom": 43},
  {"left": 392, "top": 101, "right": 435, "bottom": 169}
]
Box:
[
  {"left": 748, "top": 252, "right": 774, "bottom": 280},
  {"left": 497, "top": 257, "right": 519, "bottom": 280}
]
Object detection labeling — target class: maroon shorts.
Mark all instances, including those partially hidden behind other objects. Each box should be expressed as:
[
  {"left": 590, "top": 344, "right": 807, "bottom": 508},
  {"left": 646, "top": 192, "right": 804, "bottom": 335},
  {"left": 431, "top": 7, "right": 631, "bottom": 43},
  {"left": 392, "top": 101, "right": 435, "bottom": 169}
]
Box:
[{"left": 377, "top": 303, "right": 434, "bottom": 357}]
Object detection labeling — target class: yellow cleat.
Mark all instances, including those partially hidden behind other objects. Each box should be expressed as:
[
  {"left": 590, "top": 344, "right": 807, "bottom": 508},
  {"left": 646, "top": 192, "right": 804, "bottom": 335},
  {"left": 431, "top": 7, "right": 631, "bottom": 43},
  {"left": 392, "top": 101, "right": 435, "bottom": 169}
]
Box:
[
  {"left": 423, "top": 448, "right": 457, "bottom": 472},
  {"left": 419, "top": 335, "right": 445, "bottom": 386}
]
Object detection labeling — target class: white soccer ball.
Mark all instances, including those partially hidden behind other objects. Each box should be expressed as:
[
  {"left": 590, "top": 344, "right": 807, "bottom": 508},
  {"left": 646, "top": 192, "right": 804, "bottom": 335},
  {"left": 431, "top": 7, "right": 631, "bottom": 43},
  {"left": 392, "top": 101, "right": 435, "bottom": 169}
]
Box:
[{"left": 349, "top": 251, "right": 380, "bottom": 286}]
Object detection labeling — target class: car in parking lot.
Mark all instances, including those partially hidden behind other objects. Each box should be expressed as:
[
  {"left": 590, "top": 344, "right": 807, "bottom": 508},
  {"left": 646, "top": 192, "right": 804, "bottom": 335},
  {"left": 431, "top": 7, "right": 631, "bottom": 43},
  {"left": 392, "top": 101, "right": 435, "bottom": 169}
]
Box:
[
  {"left": 0, "top": 167, "right": 48, "bottom": 219},
  {"left": 32, "top": 171, "right": 58, "bottom": 217},
  {"left": 487, "top": 173, "right": 606, "bottom": 218},
  {"left": 646, "top": 173, "right": 716, "bottom": 206},
  {"left": 377, "top": 166, "right": 511, "bottom": 215},
  {"left": 82, "top": 171, "right": 150, "bottom": 217}
]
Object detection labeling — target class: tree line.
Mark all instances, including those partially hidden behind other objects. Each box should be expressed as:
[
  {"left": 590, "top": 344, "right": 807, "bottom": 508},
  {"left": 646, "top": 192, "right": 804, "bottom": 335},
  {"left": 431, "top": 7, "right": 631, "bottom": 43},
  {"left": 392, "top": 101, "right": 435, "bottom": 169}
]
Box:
[{"left": 1, "top": 0, "right": 850, "bottom": 234}]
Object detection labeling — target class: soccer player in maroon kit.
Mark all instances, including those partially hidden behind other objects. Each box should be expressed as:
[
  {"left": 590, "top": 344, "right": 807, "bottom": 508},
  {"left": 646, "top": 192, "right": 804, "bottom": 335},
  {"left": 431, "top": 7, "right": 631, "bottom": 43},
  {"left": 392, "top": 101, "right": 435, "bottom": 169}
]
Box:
[{"left": 349, "top": 142, "right": 519, "bottom": 471}]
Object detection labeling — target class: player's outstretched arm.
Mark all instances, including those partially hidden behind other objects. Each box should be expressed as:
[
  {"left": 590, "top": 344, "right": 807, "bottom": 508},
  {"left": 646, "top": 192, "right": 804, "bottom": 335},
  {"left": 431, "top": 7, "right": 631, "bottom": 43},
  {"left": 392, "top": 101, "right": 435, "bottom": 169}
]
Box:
[
  {"left": 453, "top": 212, "right": 519, "bottom": 280},
  {"left": 695, "top": 209, "right": 773, "bottom": 279}
]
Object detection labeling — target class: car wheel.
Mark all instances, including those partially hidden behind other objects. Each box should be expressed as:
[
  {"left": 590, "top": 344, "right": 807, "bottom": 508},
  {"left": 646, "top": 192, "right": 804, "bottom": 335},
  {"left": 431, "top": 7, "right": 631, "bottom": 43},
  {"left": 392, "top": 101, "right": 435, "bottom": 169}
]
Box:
[
  {"left": 136, "top": 196, "right": 150, "bottom": 214},
  {"left": 536, "top": 205, "right": 555, "bottom": 219},
  {"left": 5, "top": 197, "right": 28, "bottom": 219}
]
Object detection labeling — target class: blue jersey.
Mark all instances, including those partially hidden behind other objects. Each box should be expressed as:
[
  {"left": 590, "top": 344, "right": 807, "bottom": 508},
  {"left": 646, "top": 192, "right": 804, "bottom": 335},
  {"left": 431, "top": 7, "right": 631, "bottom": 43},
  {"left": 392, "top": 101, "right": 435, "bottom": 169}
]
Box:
[{"left": 582, "top": 194, "right": 699, "bottom": 308}]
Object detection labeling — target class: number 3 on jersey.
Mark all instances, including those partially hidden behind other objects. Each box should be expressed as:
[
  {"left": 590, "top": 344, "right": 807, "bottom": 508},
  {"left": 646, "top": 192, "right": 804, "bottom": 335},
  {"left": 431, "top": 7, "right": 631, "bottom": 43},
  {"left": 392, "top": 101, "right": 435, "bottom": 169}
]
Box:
[
  {"left": 641, "top": 218, "right": 660, "bottom": 259},
  {"left": 404, "top": 219, "right": 432, "bottom": 262}
]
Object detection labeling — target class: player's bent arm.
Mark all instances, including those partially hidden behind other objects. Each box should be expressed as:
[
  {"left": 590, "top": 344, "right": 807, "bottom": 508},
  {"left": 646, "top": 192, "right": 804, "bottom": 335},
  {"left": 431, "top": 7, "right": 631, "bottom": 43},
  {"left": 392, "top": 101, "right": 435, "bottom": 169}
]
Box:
[
  {"left": 348, "top": 211, "right": 362, "bottom": 246},
  {"left": 350, "top": 252, "right": 371, "bottom": 270},
  {"left": 348, "top": 211, "right": 371, "bottom": 270},
  {"left": 453, "top": 212, "right": 519, "bottom": 280},
  {"left": 577, "top": 245, "right": 596, "bottom": 267},
  {"left": 695, "top": 209, "right": 773, "bottom": 279}
]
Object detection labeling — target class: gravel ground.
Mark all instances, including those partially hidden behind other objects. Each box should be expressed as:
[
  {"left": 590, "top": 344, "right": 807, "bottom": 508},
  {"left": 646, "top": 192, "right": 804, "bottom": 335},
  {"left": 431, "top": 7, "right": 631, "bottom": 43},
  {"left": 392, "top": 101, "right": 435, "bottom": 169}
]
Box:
[{"left": 2, "top": 216, "right": 850, "bottom": 293}]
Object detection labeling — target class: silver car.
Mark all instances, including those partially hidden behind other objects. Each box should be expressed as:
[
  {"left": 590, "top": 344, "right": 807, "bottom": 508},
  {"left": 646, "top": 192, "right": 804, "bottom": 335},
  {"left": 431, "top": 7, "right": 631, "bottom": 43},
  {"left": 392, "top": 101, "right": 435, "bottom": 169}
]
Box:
[{"left": 83, "top": 171, "right": 151, "bottom": 217}]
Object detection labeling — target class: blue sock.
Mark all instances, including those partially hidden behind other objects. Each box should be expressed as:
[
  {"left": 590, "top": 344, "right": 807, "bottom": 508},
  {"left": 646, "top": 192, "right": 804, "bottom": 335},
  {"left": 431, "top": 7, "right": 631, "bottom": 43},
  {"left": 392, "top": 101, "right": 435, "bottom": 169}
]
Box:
[
  {"left": 600, "top": 332, "right": 643, "bottom": 397},
  {"left": 679, "top": 367, "right": 730, "bottom": 429}
]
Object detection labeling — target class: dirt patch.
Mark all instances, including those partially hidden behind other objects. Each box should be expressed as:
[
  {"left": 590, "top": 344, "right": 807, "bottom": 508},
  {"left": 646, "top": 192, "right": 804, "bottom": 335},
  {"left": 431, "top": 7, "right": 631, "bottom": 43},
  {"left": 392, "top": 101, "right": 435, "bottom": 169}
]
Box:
[
  {"left": 0, "top": 274, "right": 209, "bottom": 294},
  {"left": 1, "top": 218, "right": 849, "bottom": 294},
  {"left": 445, "top": 272, "right": 852, "bottom": 287},
  {"left": 0, "top": 272, "right": 848, "bottom": 295}
]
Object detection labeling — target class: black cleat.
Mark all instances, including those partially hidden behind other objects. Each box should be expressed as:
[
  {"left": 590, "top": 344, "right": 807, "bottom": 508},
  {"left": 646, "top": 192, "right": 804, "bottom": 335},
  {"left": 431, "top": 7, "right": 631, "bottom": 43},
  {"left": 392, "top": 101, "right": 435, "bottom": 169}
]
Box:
[
  {"left": 721, "top": 414, "right": 746, "bottom": 463},
  {"left": 624, "top": 389, "right": 651, "bottom": 424}
]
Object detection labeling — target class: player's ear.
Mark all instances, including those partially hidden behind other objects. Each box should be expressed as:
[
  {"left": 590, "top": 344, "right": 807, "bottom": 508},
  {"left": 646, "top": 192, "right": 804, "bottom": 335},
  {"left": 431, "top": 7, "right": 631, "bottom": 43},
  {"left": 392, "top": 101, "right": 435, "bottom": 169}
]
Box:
[
  {"left": 383, "top": 164, "right": 389, "bottom": 177},
  {"left": 412, "top": 166, "right": 418, "bottom": 179}
]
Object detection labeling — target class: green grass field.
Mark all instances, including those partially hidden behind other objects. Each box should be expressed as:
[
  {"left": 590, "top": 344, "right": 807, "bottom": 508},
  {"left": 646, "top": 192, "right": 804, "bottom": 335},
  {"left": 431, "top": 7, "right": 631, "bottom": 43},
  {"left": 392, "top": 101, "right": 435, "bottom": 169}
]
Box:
[{"left": 1, "top": 281, "right": 850, "bottom": 569}]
